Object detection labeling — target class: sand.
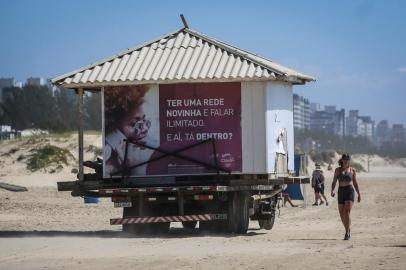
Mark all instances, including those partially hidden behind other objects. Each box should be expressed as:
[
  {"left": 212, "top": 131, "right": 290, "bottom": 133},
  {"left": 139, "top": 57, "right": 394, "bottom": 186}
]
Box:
[{"left": 0, "top": 135, "right": 405, "bottom": 269}]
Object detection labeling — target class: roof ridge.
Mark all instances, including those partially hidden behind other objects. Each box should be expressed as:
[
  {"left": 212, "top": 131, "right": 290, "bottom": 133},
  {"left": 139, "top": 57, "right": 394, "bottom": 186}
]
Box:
[
  {"left": 51, "top": 28, "right": 184, "bottom": 83},
  {"left": 183, "top": 28, "right": 285, "bottom": 76}
]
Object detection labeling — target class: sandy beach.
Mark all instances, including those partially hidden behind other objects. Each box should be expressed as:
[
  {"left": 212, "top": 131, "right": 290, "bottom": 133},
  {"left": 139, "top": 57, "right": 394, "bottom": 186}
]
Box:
[{"left": 0, "top": 136, "right": 405, "bottom": 269}]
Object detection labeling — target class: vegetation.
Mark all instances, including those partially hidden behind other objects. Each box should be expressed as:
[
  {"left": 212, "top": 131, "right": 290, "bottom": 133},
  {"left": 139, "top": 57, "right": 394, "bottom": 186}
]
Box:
[
  {"left": 26, "top": 144, "right": 74, "bottom": 172},
  {"left": 0, "top": 85, "right": 101, "bottom": 132}
]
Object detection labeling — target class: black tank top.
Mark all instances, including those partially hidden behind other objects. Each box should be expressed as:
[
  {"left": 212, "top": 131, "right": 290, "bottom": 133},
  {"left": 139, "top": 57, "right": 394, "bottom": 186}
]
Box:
[{"left": 337, "top": 168, "right": 353, "bottom": 182}]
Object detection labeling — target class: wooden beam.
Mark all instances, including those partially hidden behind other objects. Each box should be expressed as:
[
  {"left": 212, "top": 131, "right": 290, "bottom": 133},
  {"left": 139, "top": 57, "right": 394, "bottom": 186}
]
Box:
[
  {"left": 78, "top": 88, "right": 84, "bottom": 182},
  {"left": 180, "top": 14, "right": 189, "bottom": 28}
]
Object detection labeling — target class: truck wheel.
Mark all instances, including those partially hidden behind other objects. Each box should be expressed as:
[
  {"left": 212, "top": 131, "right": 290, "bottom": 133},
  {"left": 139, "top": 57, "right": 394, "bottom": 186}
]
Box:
[
  {"left": 227, "top": 192, "right": 250, "bottom": 234},
  {"left": 226, "top": 192, "right": 238, "bottom": 233},
  {"left": 182, "top": 221, "right": 198, "bottom": 229},
  {"left": 258, "top": 214, "right": 275, "bottom": 230},
  {"left": 235, "top": 192, "right": 250, "bottom": 234}
]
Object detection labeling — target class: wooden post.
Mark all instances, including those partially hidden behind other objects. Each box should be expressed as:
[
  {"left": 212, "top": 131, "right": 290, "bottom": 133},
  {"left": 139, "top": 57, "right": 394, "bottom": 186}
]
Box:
[
  {"left": 180, "top": 14, "right": 189, "bottom": 28},
  {"left": 78, "top": 88, "right": 84, "bottom": 182}
]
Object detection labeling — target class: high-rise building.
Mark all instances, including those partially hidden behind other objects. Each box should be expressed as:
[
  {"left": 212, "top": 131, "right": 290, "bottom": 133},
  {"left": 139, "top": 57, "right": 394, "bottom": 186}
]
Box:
[
  {"left": 0, "top": 78, "right": 16, "bottom": 88},
  {"left": 346, "top": 110, "right": 360, "bottom": 137},
  {"left": 376, "top": 120, "right": 390, "bottom": 145},
  {"left": 310, "top": 106, "right": 345, "bottom": 136},
  {"left": 0, "top": 77, "right": 22, "bottom": 102},
  {"left": 358, "top": 116, "right": 375, "bottom": 140},
  {"left": 392, "top": 124, "right": 405, "bottom": 142},
  {"left": 293, "top": 94, "right": 311, "bottom": 129},
  {"left": 310, "top": 102, "right": 321, "bottom": 114},
  {"left": 25, "top": 77, "right": 46, "bottom": 87},
  {"left": 346, "top": 110, "right": 375, "bottom": 140}
]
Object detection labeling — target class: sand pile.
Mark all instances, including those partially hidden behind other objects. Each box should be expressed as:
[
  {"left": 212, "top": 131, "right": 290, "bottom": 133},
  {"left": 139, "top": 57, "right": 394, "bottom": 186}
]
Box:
[{"left": 0, "top": 133, "right": 102, "bottom": 187}]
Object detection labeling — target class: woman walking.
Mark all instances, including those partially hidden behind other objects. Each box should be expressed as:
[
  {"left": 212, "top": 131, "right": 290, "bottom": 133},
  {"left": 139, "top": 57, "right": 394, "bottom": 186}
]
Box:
[{"left": 331, "top": 154, "right": 361, "bottom": 240}]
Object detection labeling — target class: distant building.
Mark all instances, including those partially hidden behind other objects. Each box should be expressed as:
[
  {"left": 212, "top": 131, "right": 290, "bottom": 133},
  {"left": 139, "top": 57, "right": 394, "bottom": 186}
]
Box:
[
  {"left": 310, "top": 102, "right": 321, "bottom": 114},
  {"left": 26, "top": 77, "right": 47, "bottom": 87},
  {"left": 0, "top": 77, "right": 22, "bottom": 102},
  {"left": 358, "top": 116, "right": 375, "bottom": 140},
  {"left": 0, "top": 78, "right": 16, "bottom": 88},
  {"left": 293, "top": 94, "right": 311, "bottom": 129},
  {"left": 310, "top": 105, "right": 345, "bottom": 136},
  {"left": 346, "top": 110, "right": 375, "bottom": 140},
  {"left": 375, "top": 120, "right": 390, "bottom": 145},
  {"left": 392, "top": 124, "right": 405, "bottom": 142},
  {"left": 346, "top": 110, "right": 360, "bottom": 137}
]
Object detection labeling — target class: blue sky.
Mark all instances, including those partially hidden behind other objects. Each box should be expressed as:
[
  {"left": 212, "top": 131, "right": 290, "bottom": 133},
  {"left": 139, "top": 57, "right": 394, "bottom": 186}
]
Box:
[{"left": 1, "top": 0, "right": 405, "bottom": 125}]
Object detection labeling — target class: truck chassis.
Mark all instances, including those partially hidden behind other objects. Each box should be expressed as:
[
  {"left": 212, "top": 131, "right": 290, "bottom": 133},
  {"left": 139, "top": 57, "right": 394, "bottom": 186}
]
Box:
[{"left": 58, "top": 136, "right": 308, "bottom": 234}]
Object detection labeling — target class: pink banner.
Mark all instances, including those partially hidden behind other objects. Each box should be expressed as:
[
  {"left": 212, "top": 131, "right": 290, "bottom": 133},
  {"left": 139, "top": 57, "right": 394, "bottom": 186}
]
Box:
[
  {"left": 103, "top": 83, "right": 242, "bottom": 177},
  {"left": 147, "top": 82, "right": 242, "bottom": 175}
]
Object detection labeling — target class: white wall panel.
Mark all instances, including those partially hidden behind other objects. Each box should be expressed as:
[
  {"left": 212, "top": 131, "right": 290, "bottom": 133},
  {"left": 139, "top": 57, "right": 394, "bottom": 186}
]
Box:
[
  {"left": 265, "top": 81, "right": 294, "bottom": 173},
  {"left": 241, "top": 82, "right": 266, "bottom": 173}
]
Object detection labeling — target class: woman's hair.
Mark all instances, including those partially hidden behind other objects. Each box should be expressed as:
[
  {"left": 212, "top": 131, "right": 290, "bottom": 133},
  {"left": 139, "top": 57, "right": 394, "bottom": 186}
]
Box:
[
  {"left": 338, "top": 158, "right": 343, "bottom": 167},
  {"left": 341, "top": 153, "right": 351, "bottom": 160},
  {"left": 104, "top": 85, "right": 149, "bottom": 133}
]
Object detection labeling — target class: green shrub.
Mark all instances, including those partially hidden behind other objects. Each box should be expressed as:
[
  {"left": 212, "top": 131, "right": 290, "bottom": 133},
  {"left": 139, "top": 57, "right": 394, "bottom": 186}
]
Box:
[{"left": 26, "top": 144, "right": 74, "bottom": 172}]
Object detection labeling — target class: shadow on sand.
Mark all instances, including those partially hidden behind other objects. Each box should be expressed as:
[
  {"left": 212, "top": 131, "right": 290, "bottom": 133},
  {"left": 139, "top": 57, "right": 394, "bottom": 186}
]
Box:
[
  {"left": 288, "top": 238, "right": 339, "bottom": 241},
  {"left": 0, "top": 228, "right": 266, "bottom": 239}
]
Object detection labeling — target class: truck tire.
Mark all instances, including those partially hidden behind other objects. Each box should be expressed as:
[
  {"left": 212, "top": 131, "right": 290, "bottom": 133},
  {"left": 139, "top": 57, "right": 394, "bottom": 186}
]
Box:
[
  {"left": 182, "top": 221, "right": 198, "bottom": 229},
  {"left": 226, "top": 192, "right": 238, "bottom": 233},
  {"left": 235, "top": 192, "right": 250, "bottom": 234},
  {"left": 227, "top": 192, "right": 250, "bottom": 234},
  {"left": 258, "top": 214, "right": 275, "bottom": 230}
]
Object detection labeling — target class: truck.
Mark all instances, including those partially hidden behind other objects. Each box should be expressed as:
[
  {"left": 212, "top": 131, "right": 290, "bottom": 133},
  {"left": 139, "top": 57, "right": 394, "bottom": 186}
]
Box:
[{"left": 52, "top": 25, "right": 314, "bottom": 234}]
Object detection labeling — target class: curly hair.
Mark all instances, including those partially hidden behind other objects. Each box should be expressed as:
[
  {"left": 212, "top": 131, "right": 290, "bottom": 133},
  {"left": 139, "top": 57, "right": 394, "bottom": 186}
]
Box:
[{"left": 104, "top": 85, "right": 149, "bottom": 133}]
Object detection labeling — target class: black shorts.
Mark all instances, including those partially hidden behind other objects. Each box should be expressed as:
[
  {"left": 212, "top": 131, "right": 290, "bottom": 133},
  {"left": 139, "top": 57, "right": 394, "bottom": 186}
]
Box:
[
  {"left": 338, "top": 185, "right": 355, "bottom": 204},
  {"left": 314, "top": 184, "right": 324, "bottom": 194}
]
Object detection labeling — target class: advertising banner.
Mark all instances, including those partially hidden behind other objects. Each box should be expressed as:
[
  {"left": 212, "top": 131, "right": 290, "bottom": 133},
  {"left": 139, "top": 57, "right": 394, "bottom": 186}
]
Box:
[{"left": 103, "top": 82, "right": 241, "bottom": 177}]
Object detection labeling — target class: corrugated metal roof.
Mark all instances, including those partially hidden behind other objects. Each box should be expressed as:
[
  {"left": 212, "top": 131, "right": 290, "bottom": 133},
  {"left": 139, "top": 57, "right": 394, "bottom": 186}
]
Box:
[{"left": 52, "top": 28, "right": 315, "bottom": 88}]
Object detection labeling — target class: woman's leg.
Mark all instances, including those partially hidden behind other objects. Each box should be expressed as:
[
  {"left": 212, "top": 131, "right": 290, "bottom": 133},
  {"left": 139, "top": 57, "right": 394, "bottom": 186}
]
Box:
[
  {"left": 343, "top": 201, "right": 353, "bottom": 233},
  {"left": 338, "top": 204, "right": 345, "bottom": 228},
  {"left": 318, "top": 193, "right": 324, "bottom": 204},
  {"left": 321, "top": 193, "right": 328, "bottom": 204}
]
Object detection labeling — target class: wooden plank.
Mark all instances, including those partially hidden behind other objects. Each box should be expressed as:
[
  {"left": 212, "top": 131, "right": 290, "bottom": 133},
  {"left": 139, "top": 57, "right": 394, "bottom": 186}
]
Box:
[
  {"left": 0, "top": 182, "right": 28, "bottom": 192},
  {"left": 283, "top": 176, "right": 310, "bottom": 184},
  {"left": 252, "top": 188, "right": 282, "bottom": 200},
  {"left": 57, "top": 181, "right": 101, "bottom": 191}
]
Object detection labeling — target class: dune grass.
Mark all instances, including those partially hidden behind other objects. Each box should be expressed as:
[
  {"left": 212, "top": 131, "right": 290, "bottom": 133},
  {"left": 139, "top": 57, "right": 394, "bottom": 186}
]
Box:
[{"left": 26, "top": 144, "right": 74, "bottom": 172}]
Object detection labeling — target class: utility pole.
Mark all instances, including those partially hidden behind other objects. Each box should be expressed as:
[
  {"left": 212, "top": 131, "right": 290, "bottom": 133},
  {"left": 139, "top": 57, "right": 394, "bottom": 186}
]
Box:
[{"left": 367, "top": 155, "right": 370, "bottom": 173}]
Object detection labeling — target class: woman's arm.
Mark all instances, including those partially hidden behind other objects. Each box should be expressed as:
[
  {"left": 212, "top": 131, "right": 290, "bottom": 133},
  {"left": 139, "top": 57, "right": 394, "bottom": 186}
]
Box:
[
  {"left": 331, "top": 168, "right": 339, "bottom": 197},
  {"left": 352, "top": 169, "right": 361, "bottom": 202}
]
